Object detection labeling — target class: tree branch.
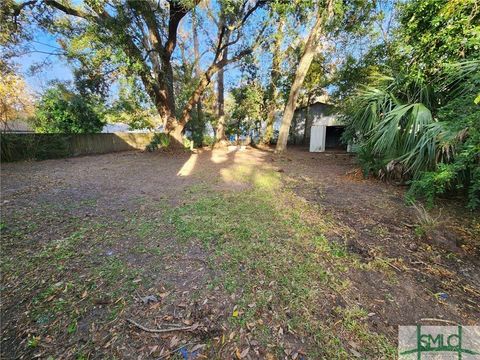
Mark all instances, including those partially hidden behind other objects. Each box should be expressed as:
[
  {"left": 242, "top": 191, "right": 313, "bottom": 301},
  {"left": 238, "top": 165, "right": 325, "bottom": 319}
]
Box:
[
  {"left": 165, "top": 0, "right": 198, "bottom": 58},
  {"left": 12, "top": 0, "right": 37, "bottom": 17},
  {"left": 44, "top": 0, "right": 93, "bottom": 19}
]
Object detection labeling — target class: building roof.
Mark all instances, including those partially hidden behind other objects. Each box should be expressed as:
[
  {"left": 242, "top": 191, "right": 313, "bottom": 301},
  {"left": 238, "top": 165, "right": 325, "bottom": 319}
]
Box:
[
  {"left": 1, "top": 120, "right": 34, "bottom": 133},
  {"left": 295, "top": 100, "right": 335, "bottom": 112}
]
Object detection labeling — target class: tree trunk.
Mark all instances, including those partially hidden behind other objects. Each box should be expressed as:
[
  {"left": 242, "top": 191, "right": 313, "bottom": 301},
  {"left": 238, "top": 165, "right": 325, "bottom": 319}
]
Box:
[
  {"left": 159, "top": 55, "right": 177, "bottom": 131},
  {"left": 303, "top": 94, "right": 312, "bottom": 145},
  {"left": 262, "top": 17, "right": 284, "bottom": 145},
  {"left": 193, "top": 12, "right": 203, "bottom": 126},
  {"left": 215, "top": 62, "right": 227, "bottom": 141},
  {"left": 215, "top": 14, "right": 229, "bottom": 142},
  {"left": 215, "top": 66, "right": 229, "bottom": 141},
  {"left": 275, "top": 3, "right": 333, "bottom": 153},
  {"left": 178, "top": 62, "right": 220, "bottom": 128}
]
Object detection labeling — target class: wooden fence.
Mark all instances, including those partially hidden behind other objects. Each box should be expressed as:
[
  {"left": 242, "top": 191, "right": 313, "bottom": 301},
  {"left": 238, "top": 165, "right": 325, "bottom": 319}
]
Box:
[{"left": 0, "top": 133, "right": 157, "bottom": 162}]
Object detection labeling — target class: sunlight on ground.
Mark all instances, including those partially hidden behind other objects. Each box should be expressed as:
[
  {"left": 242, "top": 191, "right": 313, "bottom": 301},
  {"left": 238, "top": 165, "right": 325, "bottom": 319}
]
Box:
[
  {"left": 220, "top": 162, "right": 281, "bottom": 190},
  {"left": 210, "top": 148, "right": 236, "bottom": 164},
  {"left": 176, "top": 153, "right": 198, "bottom": 176}
]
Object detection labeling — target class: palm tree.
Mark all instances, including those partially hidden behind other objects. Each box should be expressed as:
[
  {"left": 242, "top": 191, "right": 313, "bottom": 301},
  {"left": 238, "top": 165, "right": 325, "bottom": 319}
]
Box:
[{"left": 343, "top": 61, "right": 480, "bottom": 207}]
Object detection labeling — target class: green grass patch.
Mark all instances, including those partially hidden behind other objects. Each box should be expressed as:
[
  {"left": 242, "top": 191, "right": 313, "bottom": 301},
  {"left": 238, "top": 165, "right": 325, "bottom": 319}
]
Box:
[{"left": 168, "top": 166, "right": 395, "bottom": 357}]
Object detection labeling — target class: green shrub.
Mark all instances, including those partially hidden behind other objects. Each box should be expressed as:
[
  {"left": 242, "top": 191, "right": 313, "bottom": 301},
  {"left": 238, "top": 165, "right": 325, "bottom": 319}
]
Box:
[
  {"left": 407, "top": 163, "right": 459, "bottom": 208},
  {"left": 35, "top": 83, "right": 105, "bottom": 134},
  {"left": 183, "top": 137, "right": 193, "bottom": 150},
  {"left": 408, "top": 121, "right": 480, "bottom": 210},
  {"left": 145, "top": 133, "right": 171, "bottom": 152},
  {"left": 0, "top": 134, "right": 72, "bottom": 162},
  {"left": 202, "top": 135, "right": 215, "bottom": 147}
]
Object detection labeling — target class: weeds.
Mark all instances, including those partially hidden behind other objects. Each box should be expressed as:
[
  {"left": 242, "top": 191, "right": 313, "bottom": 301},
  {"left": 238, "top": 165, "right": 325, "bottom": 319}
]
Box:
[
  {"left": 411, "top": 202, "right": 440, "bottom": 238},
  {"left": 168, "top": 166, "right": 394, "bottom": 357}
]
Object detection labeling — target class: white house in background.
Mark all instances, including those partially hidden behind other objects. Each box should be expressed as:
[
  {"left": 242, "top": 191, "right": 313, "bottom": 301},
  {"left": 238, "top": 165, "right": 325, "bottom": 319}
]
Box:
[
  {"left": 1, "top": 119, "right": 34, "bottom": 133},
  {"left": 102, "top": 123, "right": 162, "bottom": 133}
]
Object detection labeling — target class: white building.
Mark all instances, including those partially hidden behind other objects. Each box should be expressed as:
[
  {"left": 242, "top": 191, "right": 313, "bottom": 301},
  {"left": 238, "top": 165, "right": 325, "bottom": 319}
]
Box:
[
  {"left": 272, "top": 101, "right": 347, "bottom": 151},
  {"left": 101, "top": 123, "right": 162, "bottom": 133}
]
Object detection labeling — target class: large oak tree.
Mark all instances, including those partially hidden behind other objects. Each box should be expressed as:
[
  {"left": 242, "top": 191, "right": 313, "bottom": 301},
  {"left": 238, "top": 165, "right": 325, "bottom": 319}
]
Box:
[{"left": 6, "top": 0, "right": 267, "bottom": 143}]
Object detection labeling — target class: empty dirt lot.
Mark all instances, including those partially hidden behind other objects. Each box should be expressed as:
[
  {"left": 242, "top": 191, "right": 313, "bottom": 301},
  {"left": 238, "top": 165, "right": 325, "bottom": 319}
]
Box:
[{"left": 1, "top": 147, "right": 479, "bottom": 359}]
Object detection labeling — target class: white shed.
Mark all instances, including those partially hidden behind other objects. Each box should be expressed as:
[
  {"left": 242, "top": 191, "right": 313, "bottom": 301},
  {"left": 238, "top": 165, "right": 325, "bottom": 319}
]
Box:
[
  {"left": 309, "top": 114, "right": 345, "bottom": 152},
  {"left": 298, "top": 102, "right": 346, "bottom": 152}
]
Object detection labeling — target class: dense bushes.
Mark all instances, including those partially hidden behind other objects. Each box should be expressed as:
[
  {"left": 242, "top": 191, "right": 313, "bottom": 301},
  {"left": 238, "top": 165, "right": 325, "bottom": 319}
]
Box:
[
  {"left": 341, "top": 0, "right": 480, "bottom": 209},
  {"left": 0, "top": 134, "right": 72, "bottom": 161},
  {"left": 35, "top": 83, "right": 105, "bottom": 134}
]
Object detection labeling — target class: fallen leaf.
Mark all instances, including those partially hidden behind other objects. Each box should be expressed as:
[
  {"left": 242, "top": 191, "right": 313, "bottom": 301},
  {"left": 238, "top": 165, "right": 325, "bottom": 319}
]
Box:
[
  {"left": 191, "top": 343, "right": 205, "bottom": 352},
  {"left": 240, "top": 347, "right": 249, "bottom": 358},
  {"left": 149, "top": 345, "right": 158, "bottom": 354},
  {"left": 169, "top": 336, "right": 179, "bottom": 348},
  {"left": 158, "top": 292, "right": 170, "bottom": 299},
  {"left": 149, "top": 302, "right": 161, "bottom": 310}
]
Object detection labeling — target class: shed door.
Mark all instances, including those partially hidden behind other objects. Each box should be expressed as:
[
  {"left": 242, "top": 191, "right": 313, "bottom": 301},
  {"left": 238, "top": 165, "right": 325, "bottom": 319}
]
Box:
[{"left": 310, "top": 125, "right": 326, "bottom": 152}]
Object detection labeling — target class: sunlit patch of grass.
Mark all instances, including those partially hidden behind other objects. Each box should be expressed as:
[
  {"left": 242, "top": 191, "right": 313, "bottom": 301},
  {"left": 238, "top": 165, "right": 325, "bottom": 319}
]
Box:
[
  {"left": 220, "top": 164, "right": 282, "bottom": 191},
  {"left": 168, "top": 168, "right": 396, "bottom": 357}
]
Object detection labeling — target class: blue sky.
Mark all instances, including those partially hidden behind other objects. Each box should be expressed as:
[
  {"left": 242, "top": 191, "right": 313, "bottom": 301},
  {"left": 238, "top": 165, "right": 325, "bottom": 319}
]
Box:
[
  {"left": 16, "top": 16, "right": 249, "bottom": 98},
  {"left": 17, "top": 31, "right": 73, "bottom": 94}
]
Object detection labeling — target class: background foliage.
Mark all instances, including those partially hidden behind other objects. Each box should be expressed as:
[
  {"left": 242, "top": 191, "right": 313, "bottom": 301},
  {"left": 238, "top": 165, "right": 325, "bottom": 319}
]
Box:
[
  {"left": 35, "top": 83, "right": 105, "bottom": 134},
  {"left": 340, "top": 0, "right": 480, "bottom": 209}
]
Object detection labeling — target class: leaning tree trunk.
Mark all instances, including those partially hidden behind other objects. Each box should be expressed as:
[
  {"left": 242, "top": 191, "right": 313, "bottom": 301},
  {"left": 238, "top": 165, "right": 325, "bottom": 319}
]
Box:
[
  {"left": 275, "top": 4, "right": 333, "bottom": 153},
  {"left": 215, "top": 51, "right": 229, "bottom": 141},
  {"left": 303, "top": 93, "right": 312, "bottom": 145},
  {"left": 193, "top": 12, "right": 203, "bottom": 126},
  {"left": 263, "top": 17, "right": 285, "bottom": 145},
  {"left": 215, "top": 62, "right": 227, "bottom": 141},
  {"left": 215, "top": 13, "right": 229, "bottom": 143}
]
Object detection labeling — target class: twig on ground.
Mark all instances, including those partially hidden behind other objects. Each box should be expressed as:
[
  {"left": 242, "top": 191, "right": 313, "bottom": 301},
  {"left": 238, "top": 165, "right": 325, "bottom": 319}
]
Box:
[
  {"left": 387, "top": 261, "right": 402, "bottom": 272},
  {"left": 127, "top": 319, "right": 194, "bottom": 333},
  {"left": 419, "top": 318, "right": 459, "bottom": 325}
]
